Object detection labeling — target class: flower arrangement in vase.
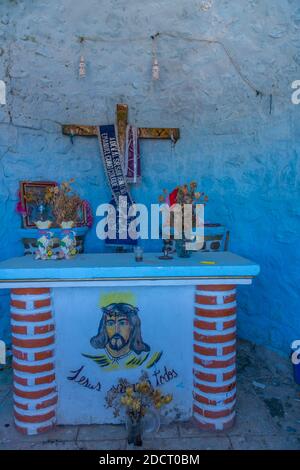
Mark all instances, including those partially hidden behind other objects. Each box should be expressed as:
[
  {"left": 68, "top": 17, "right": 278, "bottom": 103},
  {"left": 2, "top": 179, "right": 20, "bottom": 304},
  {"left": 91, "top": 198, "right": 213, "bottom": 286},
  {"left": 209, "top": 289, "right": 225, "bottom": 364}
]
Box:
[
  {"left": 44, "top": 179, "right": 82, "bottom": 228},
  {"left": 105, "top": 372, "right": 172, "bottom": 447},
  {"left": 159, "top": 182, "right": 208, "bottom": 257},
  {"left": 16, "top": 180, "right": 93, "bottom": 259}
]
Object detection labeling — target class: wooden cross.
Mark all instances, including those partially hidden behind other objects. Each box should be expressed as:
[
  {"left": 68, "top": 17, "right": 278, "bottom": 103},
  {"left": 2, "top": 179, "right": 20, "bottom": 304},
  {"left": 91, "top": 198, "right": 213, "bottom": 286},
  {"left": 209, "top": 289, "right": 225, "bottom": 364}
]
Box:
[{"left": 62, "top": 103, "right": 180, "bottom": 155}]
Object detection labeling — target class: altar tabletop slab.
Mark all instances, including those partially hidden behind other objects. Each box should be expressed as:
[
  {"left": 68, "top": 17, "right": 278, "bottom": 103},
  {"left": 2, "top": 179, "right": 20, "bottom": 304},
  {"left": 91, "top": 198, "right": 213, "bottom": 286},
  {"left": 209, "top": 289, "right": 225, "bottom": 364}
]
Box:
[{"left": 0, "top": 252, "right": 260, "bottom": 284}]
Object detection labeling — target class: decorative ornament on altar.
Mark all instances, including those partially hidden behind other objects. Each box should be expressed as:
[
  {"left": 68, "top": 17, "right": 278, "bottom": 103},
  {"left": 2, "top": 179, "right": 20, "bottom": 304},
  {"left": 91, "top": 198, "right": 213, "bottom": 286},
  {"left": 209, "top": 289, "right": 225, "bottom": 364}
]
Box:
[
  {"left": 35, "top": 229, "right": 55, "bottom": 260},
  {"left": 105, "top": 371, "right": 172, "bottom": 447},
  {"left": 16, "top": 180, "right": 93, "bottom": 258},
  {"left": 151, "top": 34, "right": 160, "bottom": 81},
  {"left": 79, "top": 55, "right": 86, "bottom": 78},
  {"left": 159, "top": 182, "right": 208, "bottom": 257},
  {"left": 59, "top": 229, "right": 77, "bottom": 259}
]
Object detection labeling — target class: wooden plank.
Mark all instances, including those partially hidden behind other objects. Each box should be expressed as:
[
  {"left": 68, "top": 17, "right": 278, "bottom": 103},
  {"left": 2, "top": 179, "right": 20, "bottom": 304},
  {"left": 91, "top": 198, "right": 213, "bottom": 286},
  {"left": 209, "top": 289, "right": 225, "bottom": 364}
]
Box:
[
  {"left": 139, "top": 127, "right": 180, "bottom": 143},
  {"left": 62, "top": 125, "right": 97, "bottom": 136},
  {"left": 62, "top": 103, "right": 180, "bottom": 143},
  {"left": 116, "top": 103, "right": 128, "bottom": 157},
  {"left": 62, "top": 124, "right": 180, "bottom": 142}
]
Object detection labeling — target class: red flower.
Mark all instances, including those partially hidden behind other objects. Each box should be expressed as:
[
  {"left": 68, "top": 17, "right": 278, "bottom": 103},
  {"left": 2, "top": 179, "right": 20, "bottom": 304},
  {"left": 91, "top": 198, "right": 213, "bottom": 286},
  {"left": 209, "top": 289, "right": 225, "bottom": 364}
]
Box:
[
  {"left": 16, "top": 191, "right": 27, "bottom": 216},
  {"left": 169, "top": 188, "right": 178, "bottom": 206}
]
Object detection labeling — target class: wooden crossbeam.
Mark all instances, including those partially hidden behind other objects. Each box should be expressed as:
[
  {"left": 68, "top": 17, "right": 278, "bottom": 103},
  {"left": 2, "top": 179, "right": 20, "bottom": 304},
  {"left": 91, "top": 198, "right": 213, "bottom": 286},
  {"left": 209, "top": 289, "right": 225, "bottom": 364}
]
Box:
[{"left": 62, "top": 104, "right": 180, "bottom": 146}]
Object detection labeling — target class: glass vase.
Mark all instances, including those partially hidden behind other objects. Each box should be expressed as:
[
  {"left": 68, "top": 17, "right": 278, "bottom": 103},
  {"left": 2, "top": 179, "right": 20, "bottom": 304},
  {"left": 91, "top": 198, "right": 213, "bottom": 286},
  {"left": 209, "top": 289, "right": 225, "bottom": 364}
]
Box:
[
  {"left": 175, "top": 238, "right": 191, "bottom": 258},
  {"left": 126, "top": 416, "right": 143, "bottom": 447}
]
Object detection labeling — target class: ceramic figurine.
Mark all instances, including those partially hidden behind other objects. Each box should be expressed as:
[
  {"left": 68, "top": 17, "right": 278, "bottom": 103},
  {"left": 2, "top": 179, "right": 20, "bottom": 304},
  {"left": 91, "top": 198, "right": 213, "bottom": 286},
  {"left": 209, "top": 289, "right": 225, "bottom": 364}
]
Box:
[
  {"left": 59, "top": 229, "right": 77, "bottom": 259},
  {"left": 35, "top": 230, "right": 55, "bottom": 260}
]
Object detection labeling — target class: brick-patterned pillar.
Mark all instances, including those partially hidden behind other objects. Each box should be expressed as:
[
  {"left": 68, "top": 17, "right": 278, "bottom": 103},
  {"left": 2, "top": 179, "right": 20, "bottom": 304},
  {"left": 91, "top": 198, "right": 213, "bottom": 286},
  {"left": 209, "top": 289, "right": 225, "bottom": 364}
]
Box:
[
  {"left": 193, "top": 284, "right": 237, "bottom": 431},
  {"left": 10, "top": 288, "right": 57, "bottom": 435}
]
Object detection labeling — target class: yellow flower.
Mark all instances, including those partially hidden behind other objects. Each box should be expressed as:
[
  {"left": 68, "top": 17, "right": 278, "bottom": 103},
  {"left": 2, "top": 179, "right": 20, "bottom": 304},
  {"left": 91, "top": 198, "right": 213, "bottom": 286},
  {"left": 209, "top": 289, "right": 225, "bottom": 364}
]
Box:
[
  {"left": 164, "top": 394, "right": 173, "bottom": 404},
  {"left": 47, "top": 250, "right": 53, "bottom": 257},
  {"left": 126, "top": 387, "right": 133, "bottom": 396}
]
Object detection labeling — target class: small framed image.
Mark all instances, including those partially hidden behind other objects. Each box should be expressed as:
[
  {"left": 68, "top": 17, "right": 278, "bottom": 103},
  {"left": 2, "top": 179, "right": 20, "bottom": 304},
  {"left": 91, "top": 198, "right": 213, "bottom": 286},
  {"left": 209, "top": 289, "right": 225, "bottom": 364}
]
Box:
[{"left": 20, "top": 181, "right": 57, "bottom": 228}]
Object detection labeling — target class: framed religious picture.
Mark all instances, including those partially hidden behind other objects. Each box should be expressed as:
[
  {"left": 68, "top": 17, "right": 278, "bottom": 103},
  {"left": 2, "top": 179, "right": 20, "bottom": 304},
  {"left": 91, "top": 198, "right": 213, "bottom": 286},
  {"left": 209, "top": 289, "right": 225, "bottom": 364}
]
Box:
[{"left": 19, "top": 181, "right": 58, "bottom": 228}]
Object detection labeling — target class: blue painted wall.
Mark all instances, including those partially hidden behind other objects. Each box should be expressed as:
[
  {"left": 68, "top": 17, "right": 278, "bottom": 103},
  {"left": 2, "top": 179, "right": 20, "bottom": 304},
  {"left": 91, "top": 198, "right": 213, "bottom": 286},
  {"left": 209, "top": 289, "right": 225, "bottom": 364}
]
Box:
[{"left": 0, "top": 0, "right": 299, "bottom": 354}]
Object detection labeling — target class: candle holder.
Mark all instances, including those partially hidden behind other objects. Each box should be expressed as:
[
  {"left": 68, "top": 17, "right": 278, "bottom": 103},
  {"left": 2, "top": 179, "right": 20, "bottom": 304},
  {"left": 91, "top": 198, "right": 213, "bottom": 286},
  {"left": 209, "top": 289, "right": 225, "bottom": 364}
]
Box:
[
  {"left": 158, "top": 239, "right": 174, "bottom": 260},
  {"left": 134, "top": 246, "right": 144, "bottom": 262}
]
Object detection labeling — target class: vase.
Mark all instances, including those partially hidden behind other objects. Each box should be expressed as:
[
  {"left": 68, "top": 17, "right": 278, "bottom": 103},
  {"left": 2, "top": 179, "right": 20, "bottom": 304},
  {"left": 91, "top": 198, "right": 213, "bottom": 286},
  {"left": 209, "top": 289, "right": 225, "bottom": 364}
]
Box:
[
  {"left": 125, "top": 409, "right": 160, "bottom": 446},
  {"left": 35, "top": 220, "right": 52, "bottom": 230},
  {"left": 175, "top": 238, "right": 191, "bottom": 258},
  {"left": 35, "top": 230, "right": 55, "bottom": 260},
  {"left": 126, "top": 415, "right": 143, "bottom": 447},
  {"left": 59, "top": 229, "right": 77, "bottom": 259},
  {"left": 60, "top": 221, "right": 74, "bottom": 229}
]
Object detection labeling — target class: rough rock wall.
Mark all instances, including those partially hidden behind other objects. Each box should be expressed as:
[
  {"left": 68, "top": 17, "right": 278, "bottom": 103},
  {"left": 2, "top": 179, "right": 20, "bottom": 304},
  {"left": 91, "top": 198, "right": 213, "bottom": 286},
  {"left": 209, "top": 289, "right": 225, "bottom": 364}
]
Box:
[{"left": 0, "top": 0, "right": 299, "bottom": 354}]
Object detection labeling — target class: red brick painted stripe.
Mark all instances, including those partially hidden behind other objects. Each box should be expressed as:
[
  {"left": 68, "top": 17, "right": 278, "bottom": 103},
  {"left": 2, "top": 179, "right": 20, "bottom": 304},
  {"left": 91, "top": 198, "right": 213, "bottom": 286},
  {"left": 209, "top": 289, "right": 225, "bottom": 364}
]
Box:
[
  {"left": 194, "top": 392, "right": 236, "bottom": 406},
  {"left": 14, "top": 394, "right": 58, "bottom": 411},
  {"left": 195, "top": 306, "right": 236, "bottom": 318},
  {"left": 13, "top": 373, "right": 56, "bottom": 386},
  {"left": 12, "top": 324, "right": 54, "bottom": 335},
  {"left": 193, "top": 403, "right": 235, "bottom": 419},
  {"left": 12, "top": 288, "right": 50, "bottom": 295},
  {"left": 193, "top": 412, "right": 236, "bottom": 431},
  {"left": 13, "top": 386, "right": 56, "bottom": 400},
  {"left": 11, "top": 300, "right": 26, "bottom": 309},
  {"left": 11, "top": 312, "right": 52, "bottom": 322},
  {"left": 194, "top": 344, "right": 217, "bottom": 356},
  {"left": 194, "top": 381, "right": 236, "bottom": 395},
  {"left": 13, "top": 360, "right": 54, "bottom": 374},
  {"left": 195, "top": 294, "right": 236, "bottom": 305},
  {"left": 12, "top": 347, "right": 55, "bottom": 362},
  {"left": 194, "top": 354, "right": 236, "bottom": 369},
  {"left": 14, "top": 409, "right": 55, "bottom": 424},
  {"left": 194, "top": 319, "right": 236, "bottom": 332},
  {"left": 196, "top": 285, "right": 235, "bottom": 291},
  {"left": 194, "top": 331, "right": 236, "bottom": 344},
  {"left": 223, "top": 368, "right": 236, "bottom": 381},
  {"left": 12, "top": 335, "right": 54, "bottom": 349},
  {"left": 34, "top": 298, "right": 51, "bottom": 309}
]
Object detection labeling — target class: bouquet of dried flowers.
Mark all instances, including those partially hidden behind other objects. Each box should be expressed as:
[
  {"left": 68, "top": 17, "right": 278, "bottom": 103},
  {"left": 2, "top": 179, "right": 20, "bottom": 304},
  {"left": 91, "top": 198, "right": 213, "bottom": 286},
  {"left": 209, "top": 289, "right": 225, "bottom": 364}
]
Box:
[
  {"left": 158, "top": 182, "right": 208, "bottom": 241},
  {"left": 105, "top": 372, "right": 172, "bottom": 445},
  {"left": 106, "top": 372, "right": 172, "bottom": 419},
  {"left": 159, "top": 181, "right": 208, "bottom": 208},
  {"left": 44, "top": 179, "right": 82, "bottom": 227}
]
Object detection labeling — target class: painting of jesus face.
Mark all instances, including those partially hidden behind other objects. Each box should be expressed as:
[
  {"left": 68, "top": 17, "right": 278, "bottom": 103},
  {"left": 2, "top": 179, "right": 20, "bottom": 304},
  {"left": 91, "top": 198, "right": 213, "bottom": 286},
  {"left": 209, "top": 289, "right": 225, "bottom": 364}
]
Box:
[
  {"left": 90, "top": 300, "right": 151, "bottom": 363},
  {"left": 105, "top": 313, "right": 131, "bottom": 354}
]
